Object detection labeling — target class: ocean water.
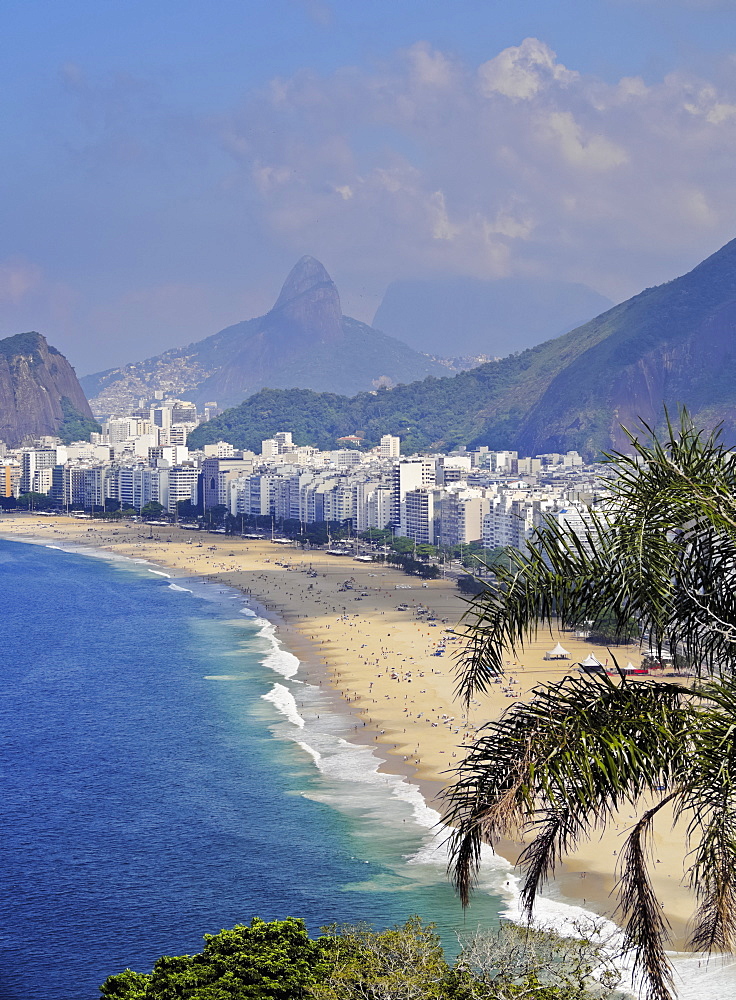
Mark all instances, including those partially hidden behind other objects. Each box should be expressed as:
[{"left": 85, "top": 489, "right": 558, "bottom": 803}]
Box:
[
  {"left": 2, "top": 536, "right": 732, "bottom": 1000},
  {"left": 0, "top": 537, "right": 509, "bottom": 998}
]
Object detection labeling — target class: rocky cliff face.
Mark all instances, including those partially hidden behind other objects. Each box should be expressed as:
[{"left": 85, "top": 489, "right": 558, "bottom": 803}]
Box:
[
  {"left": 512, "top": 237, "right": 736, "bottom": 456},
  {"left": 81, "top": 256, "right": 451, "bottom": 414},
  {"left": 0, "top": 332, "right": 94, "bottom": 447}
]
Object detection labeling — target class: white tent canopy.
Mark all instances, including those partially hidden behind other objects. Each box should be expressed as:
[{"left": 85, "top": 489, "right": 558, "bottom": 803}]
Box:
[
  {"left": 544, "top": 643, "right": 570, "bottom": 660},
  {"left": 580, "top": 653, "right": 604, "bottom": 667}
]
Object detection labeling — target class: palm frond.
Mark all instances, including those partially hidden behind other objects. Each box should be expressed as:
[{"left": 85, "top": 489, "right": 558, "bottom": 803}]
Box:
[
  {"left": 455, "top": 411, "right": 736, "bottom": 706},
  {"left": 445, "top": 674, "right": 692, "bottom": 910},
  {"left": 616, "top": 794, "right": 678, "bottom": 1000},
  {"left": 449, "top": 413, "right": 736, "bottom": 1000},
  {"left": 677, "top": 680, "right": 736, "bottom": 953}
]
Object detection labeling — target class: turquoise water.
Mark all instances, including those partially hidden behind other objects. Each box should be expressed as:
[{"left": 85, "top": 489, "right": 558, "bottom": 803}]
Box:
[{"left": 0, "top": 537, "right": 507, "bottom": 999}]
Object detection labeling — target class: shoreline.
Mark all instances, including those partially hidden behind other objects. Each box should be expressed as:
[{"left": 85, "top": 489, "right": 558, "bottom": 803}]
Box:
[{"left": 0, "top": 512, "right": 699, "bottom": 948}]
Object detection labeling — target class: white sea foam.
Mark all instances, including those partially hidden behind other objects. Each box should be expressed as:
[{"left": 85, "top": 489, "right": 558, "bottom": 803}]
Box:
[
  {"left": 168, "top": 583, "right": 193, "bottom": 593},
  {"left": 269, "top": 690, "right": 630, "bottom": 954},
  {"left": 392, "top": 779, "right": 442, "bottom": 830},
  {"left": 148, "top": 569, "right": 170, "bottom": 578},
  {"left": 296, "top": 740, "right": 322, "bottom": 764},
  {"left": 667, "top": 953, "right": 736, "bottom": 1000},
  {"left": 240, "top": 607, "right": 257, "bottom": 617},
  {"left": 256, "top": 620, "right": 300, "bottom": 677},
  {"left": 262, "top": 683, "right": 305, "bottom": 728}
]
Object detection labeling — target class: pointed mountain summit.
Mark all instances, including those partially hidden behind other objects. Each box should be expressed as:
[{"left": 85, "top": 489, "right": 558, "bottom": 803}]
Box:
[
  {"left": 272, "top": 255, "right": 340, "bottom": 311},
  {"left": 82, "top": 257, "right": 449, "bottom": 414},
  {"left": 264, "top": 255, "right": 343, "bottom": 345}
]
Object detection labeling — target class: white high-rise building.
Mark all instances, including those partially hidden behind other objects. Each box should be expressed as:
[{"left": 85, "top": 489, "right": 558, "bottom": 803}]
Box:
[
  {"left": 404, "top": 488, "right": 440, "bottom": 545},
  {"left": 168, "top": 465, "right": 199, "bottom": 513},
  {"left": 380, "top": 434, "right": 400, "bottom": 459},
  {"left": 436, "top": 489, "right": 490, "bottom": 545},
  {"left": 20, "top": 448, "right": 59, "bottom": 494},
  {"left": 390, "top": 459, "right": 435, "bottom": 534},
  {"left": 364, "top": 486, "right": 392, "bottom": 530}
]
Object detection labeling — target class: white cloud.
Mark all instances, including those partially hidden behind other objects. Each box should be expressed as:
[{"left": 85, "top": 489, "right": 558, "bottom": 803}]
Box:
[
  {"left": 215, "top": 37, "right": 736, "bottom": 305},
  {"left": 679, "top": 187, "right": 718, "bottom": 227},
  {"left": 407, "top": 42, "right": 455, "bottom": 89},
  {"left": 546, "top": 111, "right": 629, "bottom": 170},
  {"left": 429, "top": 191, "right": 461, "bottom": 240},
  {"left": 33, "top": 35, "right": 736, "bottom": 366},
  {"left": 477, "top": 38, "right": 578, "bottom": 100}
]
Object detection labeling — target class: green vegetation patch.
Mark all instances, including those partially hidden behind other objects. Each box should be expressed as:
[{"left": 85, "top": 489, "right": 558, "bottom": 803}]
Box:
[
  {"left": 100, "top": 915, "right": 621, "bottom": 1000},
  {"left": 58, "top": 396, "right": 102, "bottom": 444}
]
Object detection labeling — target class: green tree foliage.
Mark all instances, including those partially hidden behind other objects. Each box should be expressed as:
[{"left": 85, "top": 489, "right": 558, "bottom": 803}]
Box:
[
  {"left": 313, "top": 916, "right": 452, "bottom": 1000},
  {"left": 140, "top": 501, "right": 165, "bottom": 518},
  {"left": 100, "top": 917, "right": 333, "bottom": 1000},
  {"left": 58, "top": 396, "right": 102, "bottom": 445},
  {"left": 204, "top": 504, "right": 228, "bottom": 527},
  {"left": 185, "top": 363, "right": 535, "bottom": 456},
  {"left": 445, "top": 412, "right": 736, "bottom": 1000},
  {"left": 177, "top": 499, "right": 201, "bottom": 520},
  {"left": 385, "top": 551, "right": 440, "bottom": 578},
  {"left": 100, "top": 916, "right": 616, "bottom": 1000},
  {"left": 16, "top": 491, "right": 53, "bottom": 510},
  {"left": 456, "top": 575, "right": 488, "bottom": 597}
]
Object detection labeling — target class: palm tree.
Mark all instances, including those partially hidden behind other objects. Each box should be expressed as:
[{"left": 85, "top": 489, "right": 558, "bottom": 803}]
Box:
[{"left": 444, "top": 413, "right": 736, "bottom": 1000}]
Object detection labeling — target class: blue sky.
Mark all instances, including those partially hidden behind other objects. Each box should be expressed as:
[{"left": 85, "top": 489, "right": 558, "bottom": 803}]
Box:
[{"left": 2, "top": 0, "right": 736, "bottom": 371}]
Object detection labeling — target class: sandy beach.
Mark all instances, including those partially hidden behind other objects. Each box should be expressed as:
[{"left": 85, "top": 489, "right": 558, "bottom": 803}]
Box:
[{"left": 0, "top": 512, "right": 699, "bottom": 946}]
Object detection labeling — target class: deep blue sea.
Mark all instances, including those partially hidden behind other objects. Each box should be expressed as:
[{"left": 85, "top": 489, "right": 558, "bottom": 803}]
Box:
[{"left": 0, "top": 536, "right": 511, "bottom": 1000}]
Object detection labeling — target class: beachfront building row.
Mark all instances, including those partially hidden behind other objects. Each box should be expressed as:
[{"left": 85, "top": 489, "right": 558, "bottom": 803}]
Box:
[
  {"left": 2, "top": 426, "right": 601, "bottom": 546},
  {"left": 47, "top": 460, "right": 200, "bottom": 513}
]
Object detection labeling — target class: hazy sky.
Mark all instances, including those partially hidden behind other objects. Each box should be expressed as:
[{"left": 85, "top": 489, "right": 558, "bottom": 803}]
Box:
[{"left": 3, "top": 0, "right": 736, "bottom": 373}]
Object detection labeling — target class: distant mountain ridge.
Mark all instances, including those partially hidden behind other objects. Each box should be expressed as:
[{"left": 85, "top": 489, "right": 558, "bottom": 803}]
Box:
[
  {"left": 189, "top": 238, "right": 736, "bottom": 459},
  {"left": 0, "top": 332, "right": 97, "bottom": 448},
  {"left": 81, "top": 257, "right": 451, "bottom": 415},
  {"left": 373, "top": 276, "right": 613, "bottom": 358}
]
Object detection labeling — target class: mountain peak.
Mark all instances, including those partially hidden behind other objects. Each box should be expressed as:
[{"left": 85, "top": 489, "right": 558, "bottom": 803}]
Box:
[
  {"left": 272, "top": 255, "right": 339, "bottom": 312},
  {"left": 267, "top": 255, "right": 343, "bottom": 344}
]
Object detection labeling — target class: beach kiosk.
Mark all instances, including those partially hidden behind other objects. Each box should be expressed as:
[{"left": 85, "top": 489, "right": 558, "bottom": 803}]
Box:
[
  {"left": 578, "top": 653, "right": 607, "bottom": 676},
  {"left": 544, "top": 642, "right": 570, "bottom": 660}
]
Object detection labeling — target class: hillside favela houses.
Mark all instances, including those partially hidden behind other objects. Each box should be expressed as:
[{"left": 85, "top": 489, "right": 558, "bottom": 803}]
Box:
[{"left": 0, "top": 393, "right": 601, "bottom": 554}]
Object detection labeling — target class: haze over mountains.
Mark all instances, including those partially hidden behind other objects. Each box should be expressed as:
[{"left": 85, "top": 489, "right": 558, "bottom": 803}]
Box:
[
  {"left": 81, "top": 258, "right": 452, "bottom": 416},
  {"left": 190, "top": 237, "right": 736, "bottom": 459},
  {"left": 373, "top": 277, "right": 613, "bottom": 358}
]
